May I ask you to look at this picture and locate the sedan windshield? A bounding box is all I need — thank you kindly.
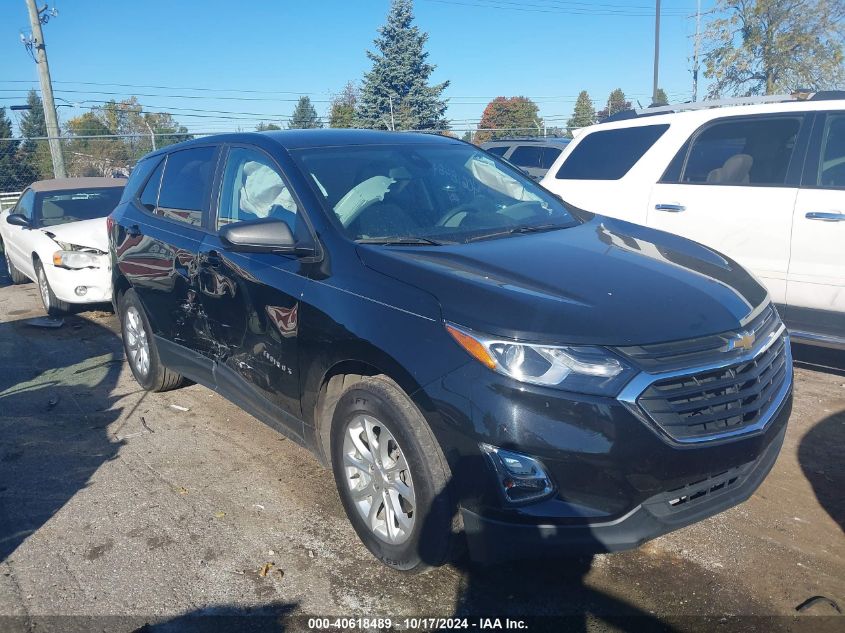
[36,187,124,227]
[292,143,577,244]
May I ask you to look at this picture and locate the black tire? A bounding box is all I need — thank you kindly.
[3,243,28,285]
[330,375,454,572]
[35,260,70,316]
[119,288,184,392]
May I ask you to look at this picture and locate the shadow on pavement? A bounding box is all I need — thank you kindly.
[792,343,845,378]
[129,603,298,633]
[798,409,845,533]
[0,315,125,563]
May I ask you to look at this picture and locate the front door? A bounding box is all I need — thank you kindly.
[6,189,36,278]
[646,114,810,308]
[787,112,845,341]
[198,145,312,427]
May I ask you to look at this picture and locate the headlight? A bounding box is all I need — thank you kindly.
[52,251,102,269]
[446,323,636,396]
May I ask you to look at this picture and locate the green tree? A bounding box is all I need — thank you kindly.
[652,88,669,106]
[474,96,541,143]
[256,122,282,131]
[703,0,845,97]
[64,111,129,177]
[329,82,359,128]
[18,89,52,180]
[0,107,36,190]
[597,88,631,120]
[288,96,323,129]
[567,91,596,133]
[357,0,449,130]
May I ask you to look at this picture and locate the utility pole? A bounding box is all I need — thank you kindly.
[692,0,701,102]
[387,94,396,131]
[652,0,661,106]
[24,0,65,178]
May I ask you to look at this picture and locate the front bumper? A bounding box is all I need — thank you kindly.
[47,264,112,304]
[461,406,788,562]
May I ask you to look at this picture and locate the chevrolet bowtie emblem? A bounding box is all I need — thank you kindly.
[724,331,755,352]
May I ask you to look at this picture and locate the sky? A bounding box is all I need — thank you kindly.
[0,0,716,135]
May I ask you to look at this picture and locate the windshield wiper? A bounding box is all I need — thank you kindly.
[466,223,568,243]
[355,236,448,246]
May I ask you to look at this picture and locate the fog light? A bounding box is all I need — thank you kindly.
[74,286,87,296]
[480,443,555,504]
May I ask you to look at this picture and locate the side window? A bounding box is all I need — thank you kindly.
[15,190,35,220]
[139,159,165,212]
[817,114,845,188]
[555,124,669,180]
[681,117,801,186]
[217,146,299,233]
[539,146,563,169]
[509,145,543,169]
[123,156,161,204]
[485,146,509,157]
[157,146,216,226]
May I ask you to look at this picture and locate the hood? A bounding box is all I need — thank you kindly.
[357,215,768,346]
[41,217,108,252]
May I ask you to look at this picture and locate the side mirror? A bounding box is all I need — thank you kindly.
[6,213,30,227]
[219,217,313,255]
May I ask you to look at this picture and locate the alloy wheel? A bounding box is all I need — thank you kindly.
[342,414,416,545]
[124,305,151,378]
[37,267,51,310]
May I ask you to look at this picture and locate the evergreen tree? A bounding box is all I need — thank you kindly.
[357,0,449,130]
[567,91,596,133]
[256,122,282,131]
[597,88,631,121]
[329,82,359,128]
[18,90,52,180]
[652,88,669,106]
[288,96,323,129]
[0,107,35,190]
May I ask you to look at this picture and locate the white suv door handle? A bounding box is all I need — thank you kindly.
[655,203,686,212]
[805,211,845,222]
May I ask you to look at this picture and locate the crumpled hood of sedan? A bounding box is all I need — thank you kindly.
[357,214,768,346]
[41,217,108,252]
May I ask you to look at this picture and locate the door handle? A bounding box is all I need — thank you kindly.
[805,211,845,222]
[655,203,686,212]
[126,224,142,237]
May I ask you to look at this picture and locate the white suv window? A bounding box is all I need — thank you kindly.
[673,117,802,186]
[554,124,669,180]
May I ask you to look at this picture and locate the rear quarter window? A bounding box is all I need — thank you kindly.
[555,124,669,180]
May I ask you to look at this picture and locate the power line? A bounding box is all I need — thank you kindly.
[419,0,688,16]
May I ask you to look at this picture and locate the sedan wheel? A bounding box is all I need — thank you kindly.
[343,414,416,545]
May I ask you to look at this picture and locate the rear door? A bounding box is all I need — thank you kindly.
[786,111,845,342]
[198,144,314,430]
[646,114,811,307]
[115,145,220,370]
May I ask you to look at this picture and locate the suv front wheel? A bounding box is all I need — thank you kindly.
[330,376,454,572]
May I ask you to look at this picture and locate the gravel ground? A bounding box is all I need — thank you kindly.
[0,273,842,633]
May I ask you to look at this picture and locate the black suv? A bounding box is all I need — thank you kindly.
[109,130,793,571]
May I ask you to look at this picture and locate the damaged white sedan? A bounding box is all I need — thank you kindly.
[0,177,126,315]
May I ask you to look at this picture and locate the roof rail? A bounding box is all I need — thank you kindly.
[602,91,844,124]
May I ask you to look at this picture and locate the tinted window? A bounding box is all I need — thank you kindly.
[555,124,669,180]
[509,145,543,168]
[123,156,162,203]
[682,117,801,185]
[140,159,164,212]
[218,147,299,234]
[157,146,216,226]
[293,144,576,244]
[37,187,124,227]
[15,190,35,220]
[817,114,845,188]
[539,146,563,169]
[485,146,509,157]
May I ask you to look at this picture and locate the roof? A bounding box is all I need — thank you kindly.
[481,137,571,146]
[30,177,127,192]
[144,129,462,158]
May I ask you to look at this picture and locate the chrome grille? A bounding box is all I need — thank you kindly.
[634,332,788,441]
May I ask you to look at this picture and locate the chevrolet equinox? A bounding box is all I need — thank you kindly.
[108,130,793,571]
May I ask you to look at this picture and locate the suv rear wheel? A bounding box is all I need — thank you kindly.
[330,375,454,572]
[119,289,184,392]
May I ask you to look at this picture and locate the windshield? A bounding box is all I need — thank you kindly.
[291,143,577,243]
[36,187,124,227]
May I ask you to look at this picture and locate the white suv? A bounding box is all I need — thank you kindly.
[541,93,845,350]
